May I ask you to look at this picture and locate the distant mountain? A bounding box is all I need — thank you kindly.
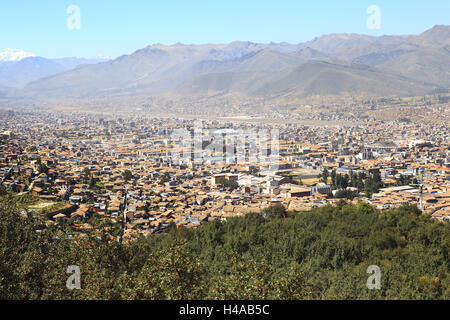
[0,57,66,88]
[378,45,450,87]
[23,47,180,97]
[52,57,110,70]
[176,61,434,99]
[352,49,415,66]
[0,56,110,88]
[0,48,36,62]
[22,46,333,99]
[309,25,450,63]
[411,25,450,47]
[186,48,331,75]
[6,25,450,106]
[303,34,408,60]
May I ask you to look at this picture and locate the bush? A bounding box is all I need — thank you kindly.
[0,192,448,300]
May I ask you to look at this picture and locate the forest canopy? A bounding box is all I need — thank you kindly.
[0,191,448,300]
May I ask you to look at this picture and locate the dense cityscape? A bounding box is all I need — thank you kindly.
[1,96,448,242]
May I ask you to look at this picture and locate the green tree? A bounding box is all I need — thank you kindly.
[81,167,91,184]
[1,189,448,300]
[38,163,49,174]
[320,168,330,183]
[217,177,239,190]
[122,170,134,182]
[331,170,337,186]
[261,204,287,219]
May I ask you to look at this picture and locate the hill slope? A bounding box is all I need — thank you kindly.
[177,61,435,98]
[0,57,67,88]
[0,56,109,88]
[379,45,450,87]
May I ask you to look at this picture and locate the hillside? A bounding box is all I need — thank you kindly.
[0,56,109,88]
[185,47,330,75]
[379,46,450,87]
[0,57,67,88]
[177,61,435,98]
[21,47,331,99]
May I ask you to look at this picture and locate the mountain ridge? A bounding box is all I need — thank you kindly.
[176,60,435,99]
[4,25,449,107]
[0,56,110,88]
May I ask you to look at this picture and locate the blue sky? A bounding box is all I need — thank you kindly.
[1,0,449,58]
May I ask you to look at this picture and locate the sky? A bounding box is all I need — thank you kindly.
[1,0,449,58]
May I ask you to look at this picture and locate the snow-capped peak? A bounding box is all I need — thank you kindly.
[0,48,37,62]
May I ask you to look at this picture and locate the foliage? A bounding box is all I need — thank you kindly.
[160,172,171,184]
[0,191,448,300]
[318,168,329,183]
[38,163,49,174]
[261,203,287,219]
[217,177,239,190]
[122,170,134,182]
[329,169,383,196]
[332,189,359,200]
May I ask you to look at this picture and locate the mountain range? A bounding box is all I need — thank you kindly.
[0,50,110,88]
[1,25,449,107]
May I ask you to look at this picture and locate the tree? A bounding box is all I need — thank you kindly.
[320,168,330,183]
[350,171,358,188]
[217,177,239,190]
[89,176,97,189]
[331,170,337,186]
[333,189,358,200]
[81,167,91,184]
[248,166,260,176]
[122,170,134,182]
[364,177,376,195]
[160,172,171,184]
[341,175,349,189]
[121,242,204,300]
[357,172,366,191]
[373,169,382,186]
[38,163,49,174]
[364,170,383,195]
[261,204,287,219]
[1,190,448,300]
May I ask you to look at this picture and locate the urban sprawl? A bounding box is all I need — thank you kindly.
[0,101,449,242]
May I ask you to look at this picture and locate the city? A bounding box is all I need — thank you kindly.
[0,0,449,306]
[1,98,448,242]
